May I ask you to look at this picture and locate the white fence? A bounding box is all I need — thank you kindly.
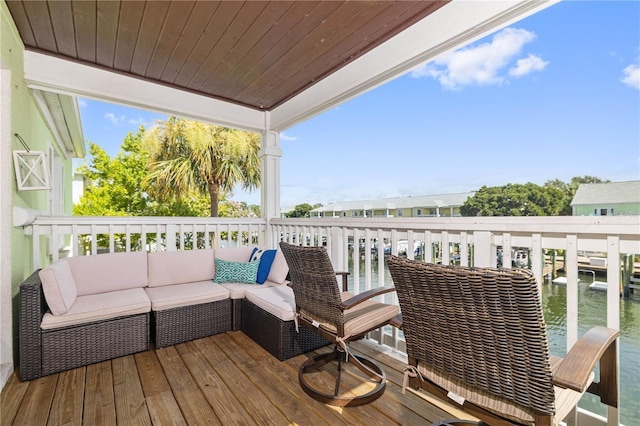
[24,216,267,268]
[272,216,639,349]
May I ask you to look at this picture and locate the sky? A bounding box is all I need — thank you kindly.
[76,1,640,209]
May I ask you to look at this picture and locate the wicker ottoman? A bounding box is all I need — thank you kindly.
[241,286,329,361]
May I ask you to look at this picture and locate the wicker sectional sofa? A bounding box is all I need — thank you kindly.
[19,245,327,381]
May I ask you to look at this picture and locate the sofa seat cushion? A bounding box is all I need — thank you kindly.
[41,288,150,330]
[68,251,148,295]
[216,280,281,299]
[145,281,229,311]
[148,249,215,287]
[245,285,296,321]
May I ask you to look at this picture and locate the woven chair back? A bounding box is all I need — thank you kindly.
[279,243,345,330]
[387,256,556,415]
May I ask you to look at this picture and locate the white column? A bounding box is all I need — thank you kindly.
[0,59,13,388]
[259,113,282,246]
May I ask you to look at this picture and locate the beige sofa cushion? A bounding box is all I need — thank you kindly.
[148,249,214,287]
[214,246,255,262]
[39,258,77,315]
[245,285,296,321]
[40,288,150,330]
[267,249,289,284]
[216,280,280,299]
[144,281,229,311]
[68,251,148,296]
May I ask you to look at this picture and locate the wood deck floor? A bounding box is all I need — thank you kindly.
[1,331,466,425]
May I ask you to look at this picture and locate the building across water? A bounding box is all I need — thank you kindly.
[310,192,475,218]
[571,180,640,216]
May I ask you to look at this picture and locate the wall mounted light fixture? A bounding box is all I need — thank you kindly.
[12,133,50,191]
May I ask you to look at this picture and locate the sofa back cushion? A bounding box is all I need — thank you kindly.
[267,249,289,284]
[68,251,148,296]
[148,249,215,287]
[213,246,255,262]
[39,258,77,315]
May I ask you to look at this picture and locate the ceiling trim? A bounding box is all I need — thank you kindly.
[23,51,266,133]
[270,0,558,131]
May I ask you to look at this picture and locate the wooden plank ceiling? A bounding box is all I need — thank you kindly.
[6,1,448,111]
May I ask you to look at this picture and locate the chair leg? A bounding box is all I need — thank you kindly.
[299,346,387,407]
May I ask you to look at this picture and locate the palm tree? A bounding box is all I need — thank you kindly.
[145,117,260,217]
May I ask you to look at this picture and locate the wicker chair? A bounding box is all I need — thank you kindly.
[279,242,400,406]
[386,256,620,426]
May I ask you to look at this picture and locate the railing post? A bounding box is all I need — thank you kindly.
[330,226,344,271]
[166,224,177,251]
[473,231,495,267]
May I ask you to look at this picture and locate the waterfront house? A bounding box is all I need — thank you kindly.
[571,180,640,216]
[1,1,638,424]
[310,192,474,218]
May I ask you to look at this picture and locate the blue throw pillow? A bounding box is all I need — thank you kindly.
[213,258,259,284]
[249,247,277,284]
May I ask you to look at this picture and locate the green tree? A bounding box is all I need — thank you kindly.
[145,118,261,217]
[219,200,261,218]
[460,183,565,216]
[74,128,151,217]
[544,176,610,215]
[285,203,322,218]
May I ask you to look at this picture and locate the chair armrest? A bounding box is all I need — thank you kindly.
[552,326,619,393]
[335,271,350,292]
[389,313,403,329]
[340,285,396,310]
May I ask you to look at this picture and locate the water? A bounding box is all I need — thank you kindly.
[348,256,640,425]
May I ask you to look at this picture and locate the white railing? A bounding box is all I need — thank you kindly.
[24,216,268,268]
[24,214,640,425]
[272,216,639,345]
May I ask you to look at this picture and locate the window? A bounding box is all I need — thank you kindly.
[417,209,422,216]
[398,210,403,217]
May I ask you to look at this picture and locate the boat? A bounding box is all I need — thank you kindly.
[589,281,608,291]
[578,269,608,291]
[552,276,581,285]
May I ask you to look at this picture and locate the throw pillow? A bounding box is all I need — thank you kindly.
[213,258,259,284]
[249,248,277,284]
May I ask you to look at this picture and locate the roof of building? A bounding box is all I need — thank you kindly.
[571,181,640,206]
[311,192,475,213]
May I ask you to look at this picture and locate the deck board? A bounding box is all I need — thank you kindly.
[1,331,457,425]
[0,373,29,426]
[83,361,117,425]
[46,368,84,426]
[112,355,150,425]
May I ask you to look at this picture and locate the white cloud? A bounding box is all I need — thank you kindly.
[104,112,125,125]
[621,63,640,90]
[280,132,298,141]
[128,117,145,126]
[509,54,549,77]
[77,99,88,108]
[411,27,544,90]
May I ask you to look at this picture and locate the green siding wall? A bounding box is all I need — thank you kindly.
[575,203,640,216]
[2,1,74,363]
